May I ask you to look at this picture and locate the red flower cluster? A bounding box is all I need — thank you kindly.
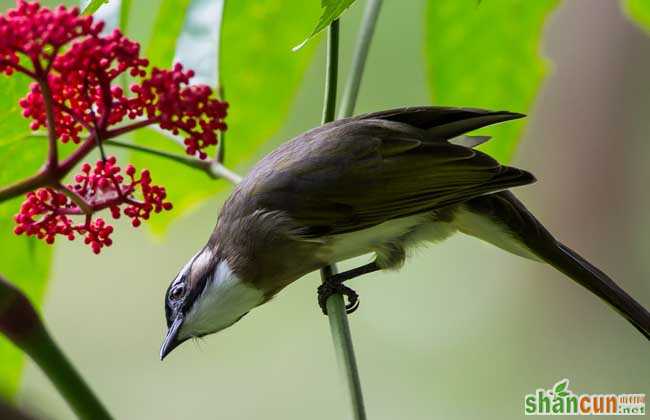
[20,28,149,143]
[14,188,115,254]
[0,1,100,75]
[0,1,230,253]
[132,64,227,159]
[0,0,227,156]
[14,157,172,253]
[73,157,173,227]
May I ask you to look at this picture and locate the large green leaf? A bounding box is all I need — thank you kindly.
[131,0,319,233]
[425,0,559,162]
[81,0,108,15]
[623,0,650,34]
[145,0,193,69]
[120,0,132,32]
[294,0,357,51]
[0,74,53,397]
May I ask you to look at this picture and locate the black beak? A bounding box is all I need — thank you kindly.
[160,315,184,360]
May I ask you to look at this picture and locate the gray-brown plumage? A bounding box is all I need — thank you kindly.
[160,106,650,360]
[211,108,532,291]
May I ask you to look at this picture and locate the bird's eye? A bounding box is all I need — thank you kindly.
[170,284,185,301]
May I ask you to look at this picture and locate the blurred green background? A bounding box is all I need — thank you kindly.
[2,0,650,419]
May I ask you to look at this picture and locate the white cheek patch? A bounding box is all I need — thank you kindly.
[181,260,264,338]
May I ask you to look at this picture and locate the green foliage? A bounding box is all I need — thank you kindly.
[623,0,650,34]
[0,75,52,397]
[132,0,319,233]
[81,0,108,15]
[120,0,132,32]
[425,0,559,162]
[146,0,193,69]
[294,0,356,51]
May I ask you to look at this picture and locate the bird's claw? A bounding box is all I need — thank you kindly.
[317,280,360,315]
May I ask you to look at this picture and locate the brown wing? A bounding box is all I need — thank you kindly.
[353,106,525,141]
[236,114,534,238]
[300,106,524,144]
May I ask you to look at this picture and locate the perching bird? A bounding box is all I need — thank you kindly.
[160,106,650,359]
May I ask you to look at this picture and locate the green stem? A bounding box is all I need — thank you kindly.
[105,140,207,171]
[119,0,133,91]
[319,19,367,420]
[23,327,112,420]
[209,159,243,184]
[105,139,242,184]
[321,20,339,125]
[320,0,385,414]
[320,266,367,420]
[214,0,226,163]
[338,0,383,119]
[0,275,112,420]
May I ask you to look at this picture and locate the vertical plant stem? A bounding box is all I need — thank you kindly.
[320,1,384,417]
[119,0,132,91]
[320,266,367,420]
[215,0,227,163]
[338,0,383,119]
[320,19,367,420]
[321,20,340,125]
[39,80,59,171]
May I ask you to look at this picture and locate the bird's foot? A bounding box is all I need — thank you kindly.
[317,280,359,315]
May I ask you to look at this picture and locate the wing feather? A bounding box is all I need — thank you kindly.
[230,107,534,238]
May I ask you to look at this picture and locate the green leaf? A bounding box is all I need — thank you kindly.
[424,0,559,163]
[553,379,569,395]
[81,0,108,15]
[0,75,31,148]
[622,0,650,34]
[294,0,356,51]
[0,75,53,397]
[145,0,193,68]
[131,0,319,233]
[219,1,318,163]
[120,0,132,31]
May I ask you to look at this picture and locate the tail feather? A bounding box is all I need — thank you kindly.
[541,242,650,340]
[463,191,650,340]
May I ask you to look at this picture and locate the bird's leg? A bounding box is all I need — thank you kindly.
[330,261,381,283]
[317,262,381,315]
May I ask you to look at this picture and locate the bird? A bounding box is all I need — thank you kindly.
[160,106,650,359]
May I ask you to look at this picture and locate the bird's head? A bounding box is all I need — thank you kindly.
[160,247,264,360]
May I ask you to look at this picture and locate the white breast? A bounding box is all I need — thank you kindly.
[324,214,457,264]
[320,205,541,267]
